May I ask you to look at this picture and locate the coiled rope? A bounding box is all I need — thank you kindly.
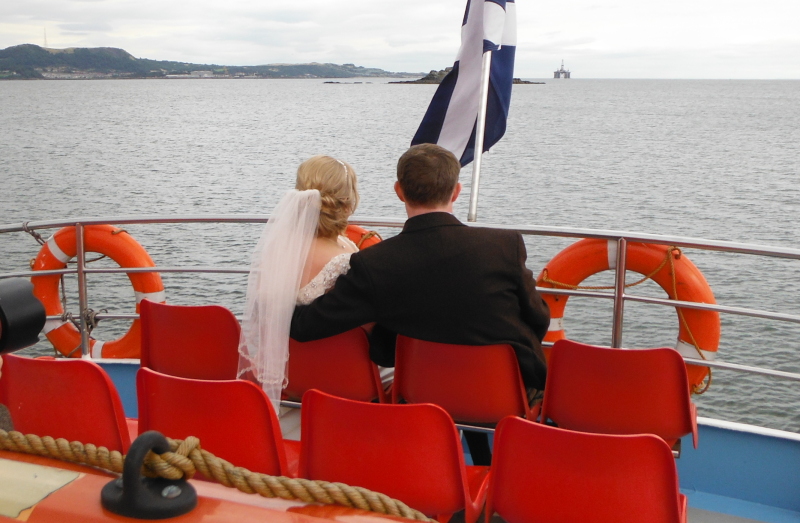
[540,246,712,394]
[0,430,433,522]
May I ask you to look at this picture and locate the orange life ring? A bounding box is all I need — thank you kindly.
[345,224,382,250]
[30,225,164,359]
[536,239,720,388]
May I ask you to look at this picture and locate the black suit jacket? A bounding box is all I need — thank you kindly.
[290,212,550,390]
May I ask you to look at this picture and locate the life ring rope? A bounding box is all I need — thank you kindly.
[539,246,677,291]
[345,224,382,250]
[668,252,713,394]
[355,230,382,249]
[21,221,47,246]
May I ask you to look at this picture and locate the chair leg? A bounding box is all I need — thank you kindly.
[671,438,682,458]
[463,431,492,466]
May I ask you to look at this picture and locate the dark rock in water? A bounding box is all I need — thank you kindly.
[391,68,545,85]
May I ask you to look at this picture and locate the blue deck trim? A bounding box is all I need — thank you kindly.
[678,421,800,515]
[97,360,139,418]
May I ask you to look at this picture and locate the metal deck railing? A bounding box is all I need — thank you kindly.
[2,215,800,384]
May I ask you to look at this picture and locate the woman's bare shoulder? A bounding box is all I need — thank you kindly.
[301,236,357,287]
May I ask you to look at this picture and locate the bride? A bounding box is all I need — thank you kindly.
[238,155,360,409]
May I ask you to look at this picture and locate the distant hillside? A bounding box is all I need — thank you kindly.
[0,44,421,79]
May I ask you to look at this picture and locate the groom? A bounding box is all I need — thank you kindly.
[290,143,550,463]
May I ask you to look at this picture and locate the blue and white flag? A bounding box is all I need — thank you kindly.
[412,0,517,166]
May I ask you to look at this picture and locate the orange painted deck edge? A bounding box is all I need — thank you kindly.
[0,450,411,522]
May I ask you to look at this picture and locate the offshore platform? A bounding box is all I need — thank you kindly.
[554,60,571,78]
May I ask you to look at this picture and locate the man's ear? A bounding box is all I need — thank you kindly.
[394,181,406,202]
[451,182,462,202]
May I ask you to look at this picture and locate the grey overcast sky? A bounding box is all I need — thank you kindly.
[2,0,798,79]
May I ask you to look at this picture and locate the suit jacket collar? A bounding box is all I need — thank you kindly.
[402,212,464,234]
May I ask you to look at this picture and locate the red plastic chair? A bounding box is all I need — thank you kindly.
[140,299,240,380]
[540,339,698,450]
[0,354,131,452]
[486,416,687,523]
[285,328,387,403]
[299,389,489,523]
[136,367,296,477]
[392,336,535,424]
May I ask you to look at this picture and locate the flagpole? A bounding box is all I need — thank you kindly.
[467,50,493,222]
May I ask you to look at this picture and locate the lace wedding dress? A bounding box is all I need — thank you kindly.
[296,237,357,305]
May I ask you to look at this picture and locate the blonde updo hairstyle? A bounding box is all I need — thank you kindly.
[296,156,359,240]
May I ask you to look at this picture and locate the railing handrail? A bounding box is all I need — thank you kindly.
[4,214,800,260]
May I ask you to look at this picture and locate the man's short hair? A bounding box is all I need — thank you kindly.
[397,144,460,207]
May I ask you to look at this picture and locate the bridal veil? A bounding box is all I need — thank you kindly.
[238,189,321,410]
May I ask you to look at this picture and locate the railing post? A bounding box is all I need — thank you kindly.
[75,223,91,358]
[611,237,627,348]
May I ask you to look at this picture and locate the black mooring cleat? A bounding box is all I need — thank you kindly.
[101,431,197,519]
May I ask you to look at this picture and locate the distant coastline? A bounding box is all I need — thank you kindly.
[0,44,423,80]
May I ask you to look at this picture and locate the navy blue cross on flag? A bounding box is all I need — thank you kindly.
[412,0,517,166]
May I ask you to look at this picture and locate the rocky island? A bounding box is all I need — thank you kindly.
[391,67,544,84]
[390,68,454,84]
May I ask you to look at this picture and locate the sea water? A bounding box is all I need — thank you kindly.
[1,78,799,431]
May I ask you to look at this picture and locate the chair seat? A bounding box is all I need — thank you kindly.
[0,355,131,453]
[126,418,139,447]
[299,389,488,523]
[486,416,687,523]
[140,300,241,380]
[283,439,301,478]
[285,328,387,403]
[464,465,491,506]
[539,340,699,451]
[393,336,534,424]
[137,368,293,478]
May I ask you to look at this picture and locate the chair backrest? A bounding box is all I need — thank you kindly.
[140,299,240,380]
[0,354,130,452]
[486,416,687,523]
[136,367,289,477]
[540,339,697,448]
[393,335,532,424]
[285,328,386,402]
[299,389,488,523]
